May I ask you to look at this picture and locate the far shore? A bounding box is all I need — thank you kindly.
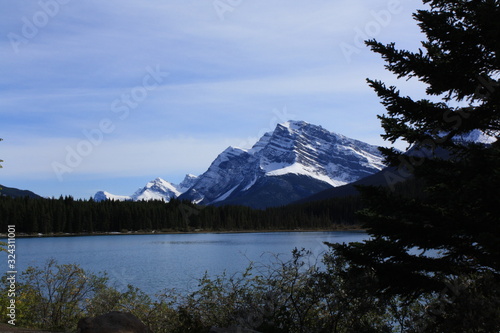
[0,225,365,239]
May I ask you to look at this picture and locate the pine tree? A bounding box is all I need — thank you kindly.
[333,0,500,300]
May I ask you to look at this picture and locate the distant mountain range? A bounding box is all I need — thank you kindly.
[94,174,198,202]
[299,128,497,203]
[0,184,41,199]
[95,121,386,208]
[2,123,493,208]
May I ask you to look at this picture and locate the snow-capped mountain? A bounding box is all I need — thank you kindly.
[94,191,132,202]
[178,121,385,208]
[94,174,198,202]
[454,129,497,145]
[95,121,386,208]
[132,177,181,201]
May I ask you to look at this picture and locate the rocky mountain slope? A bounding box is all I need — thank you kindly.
[95,121,386,208]
[179,121,385,208]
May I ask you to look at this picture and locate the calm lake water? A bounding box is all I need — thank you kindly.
[2,231,368,296]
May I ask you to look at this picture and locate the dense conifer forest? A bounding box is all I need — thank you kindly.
[0,194,364,235]
[0,174,425,235]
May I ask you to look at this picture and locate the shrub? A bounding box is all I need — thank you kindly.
[1,259,107,331]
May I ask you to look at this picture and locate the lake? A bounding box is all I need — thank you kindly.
[2,231,369,296]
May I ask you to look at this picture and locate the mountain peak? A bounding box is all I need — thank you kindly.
[277,120,345,138]
[180,120,386,208]
[177,174,199,193]
[148,177,168,186]
[95,120,386,208]
[280,120,308,130]
[133,178,180,201]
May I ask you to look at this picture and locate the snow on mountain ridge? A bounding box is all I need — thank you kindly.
[177,174,199,193]
[179,120,387,206]
[94,191,131,202]
[247,131,273,154]
[180,146,259,204]
[131,177,180,201]
[94,174,198,202]
[454,129,497,144]
[256,120,385,184]
[94,120,496,208]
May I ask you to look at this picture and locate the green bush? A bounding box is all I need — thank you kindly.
[1,251,498,332]
[1,259,107,331]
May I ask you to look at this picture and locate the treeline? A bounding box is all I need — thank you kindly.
[0,194,363,234]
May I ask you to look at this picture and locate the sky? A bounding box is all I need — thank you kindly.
[0,0,429,199]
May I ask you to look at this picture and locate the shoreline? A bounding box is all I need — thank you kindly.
[0,225,365,239]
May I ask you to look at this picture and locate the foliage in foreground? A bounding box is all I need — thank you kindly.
[335,0,500,299]
[1,251,499,333]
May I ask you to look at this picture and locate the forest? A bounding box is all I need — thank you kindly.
[0,167,423,235]
[0,193,364,235]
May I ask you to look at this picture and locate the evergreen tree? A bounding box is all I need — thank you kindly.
[333,0,500,302]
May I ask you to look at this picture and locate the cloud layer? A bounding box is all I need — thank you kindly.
[1,0,426,198]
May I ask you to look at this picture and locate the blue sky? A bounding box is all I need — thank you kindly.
[1,0,428,199]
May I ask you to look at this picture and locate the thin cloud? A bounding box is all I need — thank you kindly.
[0,0,425,198]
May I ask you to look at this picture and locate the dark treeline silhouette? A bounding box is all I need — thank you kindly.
[0,193,366,234]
